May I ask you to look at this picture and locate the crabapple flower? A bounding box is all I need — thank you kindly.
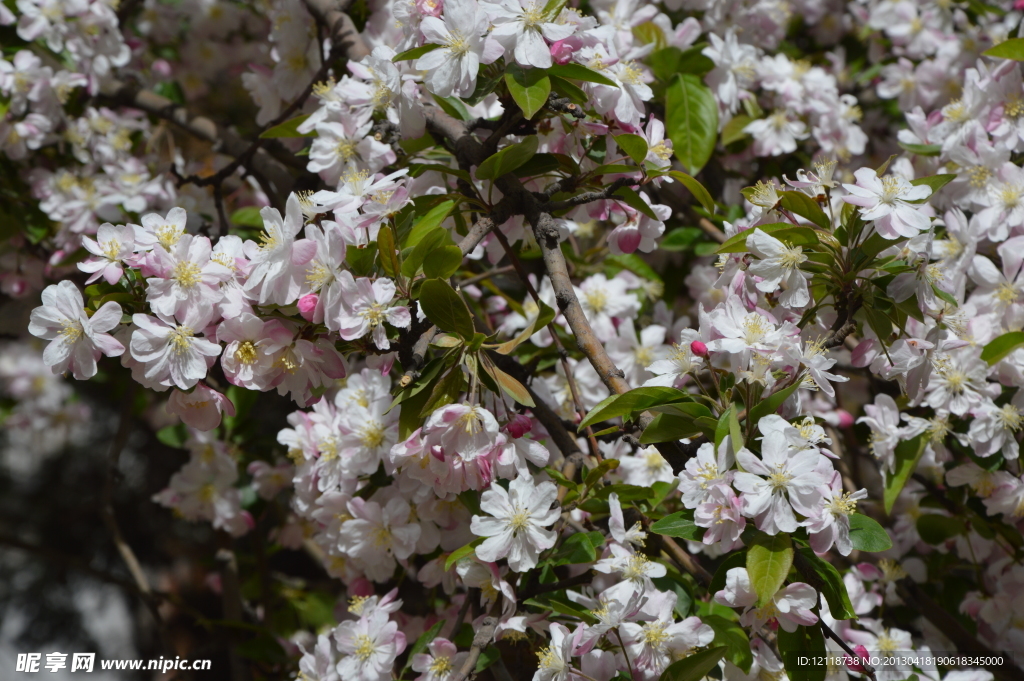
[842,168,932,239]
[471,475,559,572]
[643,327,707,387]
[335,607,407,681]
[415,0,502,98]
[29,281,125,380]
[412,638,468,681]
[335,272,411,350]
[694,485,746,552]
[485,0,576,69]
[619,597,714,679]
[145,234,231,318]
[243,193,316,305]
[804,472,868,556]
[714,568,818,633]
[533,623,578,681]
[166,382,235,432]
[134,207,188,254]
[678,440,734,509]
[745,228,810,308]
[857,394,903,471]
[129,308,221,390]
[337,496,421,582]
[733,429,829,534]
[78,222,135,285]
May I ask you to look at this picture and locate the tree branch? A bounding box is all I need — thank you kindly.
[300,0,371,62]
[450,616,498,681]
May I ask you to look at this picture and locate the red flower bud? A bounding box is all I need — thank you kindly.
[690,340,709,357]
[505,413,533,439]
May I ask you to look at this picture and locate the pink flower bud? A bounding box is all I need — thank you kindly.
[151,58,173,78]
[298,293,319,321]
[505,414,533,438]
[846,646,870,673]
[836,409,855,428]
[690,340,708,357]
[416,0,442,17]
[550,40,575,65]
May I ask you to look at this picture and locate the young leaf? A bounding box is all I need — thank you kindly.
[400,620,446,675]
[615,133,649,165]
[547,62,617,86]
[848,514,893,552]
[580,387,692,427]
[779,190,830,229]
[980,331,1024,365]
[476,136,540,181]
[419,279,475,340]
[550,531,604,565]
[665,73,718,175]
[394,43,442,61]
[659,646,728,681]
[493,300,556,354]
[612,186,657,219]
[259,115,314,138]
[230,206,264,227]
[445,538,484,571]
[747,381,802,424]
[746,532,794,607]
[377,226,400,278]
[406,200,456,248]
[795,548,856,620]
[650,511,705,540]
[640,414,702,444]
[983,38,1024,60]
[505,63,552,120]
[668,171,715,213]
[883,433,926,514]
[701,615,753,673]
[422,245,464,279]
[484,361,535,407]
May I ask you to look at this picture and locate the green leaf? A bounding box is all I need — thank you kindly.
[477,136,540,181]
[659,646,728,681]
[156,424,188,449]
[494,300,556,354]
[668,171,715,214]
[884,433,926,514]
[908,173,956,199]
[747,532,794,607]
[659,227,704,252]
[394,43,442,61]
[981,331,1024,365]
[721,114,752,146]
[779,191,830,229]
[665,73,718,175]
[505,63,552,120]
[747,381,802,424]
[259,115,315,138]
[419,365,467,417]
[916,513,966,545]
[230,206,264,228]
[550,531,604,565]
[983,37,1024,60]
[612,186,658,220]
[474,647,500,673]
[606,253,662,282]
[419,279,475,340]
[483,361,535,407]
[615,133,649,165]
[401,620,446,675]
[640,414,702,444]
[848,514,893,552]
[701,615,753,673]
[402,228,449,278]
[548,62,617,86]
[377,226,400,278]
[584,459,620,488]
[898,141,942,156]
[650,511,705,541]
[777,625,826,681]
[422,245,464,279]
[717,223,820,254]
[580,387,692,427]
[549,75,588,104]
[432,93,471,121]
[406,200,456,248]
[445,538,484,571]
[796,548,856,620]
[346,243,378,277]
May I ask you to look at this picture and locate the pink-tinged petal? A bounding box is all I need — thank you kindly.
[291,238,318,266]
[89,301,124,333]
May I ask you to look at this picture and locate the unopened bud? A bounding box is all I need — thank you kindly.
[846,646,870,673]
[297,293,319,322]
[690,340,708,357]
[505,413,532,439]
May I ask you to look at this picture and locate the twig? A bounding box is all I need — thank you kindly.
[300,0,371,63]
[543,176,638,213]
[450,616,498,681]
[446,589,475,640]
[100,383,150,598]
[818,617,877,681]
[516,571,592,601]
[460,265,516,287]
[698,218,727,244]
[659,536,712,586]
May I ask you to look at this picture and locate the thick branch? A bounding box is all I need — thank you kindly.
[301,0,371,62]
[450,616,498,681]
